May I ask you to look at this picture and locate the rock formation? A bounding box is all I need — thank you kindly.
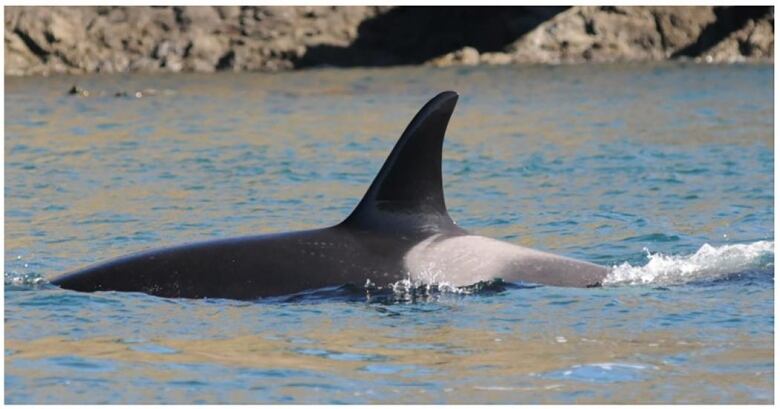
[4,6,773,76]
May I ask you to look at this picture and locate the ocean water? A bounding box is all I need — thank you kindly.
[4,63,774,404]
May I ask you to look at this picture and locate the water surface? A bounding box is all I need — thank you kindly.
[5,63,774,403]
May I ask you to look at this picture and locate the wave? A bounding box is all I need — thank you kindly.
[604,240,774,286]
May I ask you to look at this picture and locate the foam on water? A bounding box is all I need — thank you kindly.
[4,271,47,288]
[604,240,774,286]
[365,278,492,304]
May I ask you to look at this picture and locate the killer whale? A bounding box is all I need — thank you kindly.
[52,91,609,299]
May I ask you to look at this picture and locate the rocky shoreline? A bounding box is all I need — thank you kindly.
[5,6,774,76]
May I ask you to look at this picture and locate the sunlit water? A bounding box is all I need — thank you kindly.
[5,63,774,403]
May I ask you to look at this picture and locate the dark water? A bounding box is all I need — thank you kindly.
[5,63,774,403]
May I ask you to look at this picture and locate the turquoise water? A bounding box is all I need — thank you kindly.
[5,63,774,403]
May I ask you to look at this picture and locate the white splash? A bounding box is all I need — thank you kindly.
[604,240,774,286]
[389,277,467,298]
[4,271,47,287]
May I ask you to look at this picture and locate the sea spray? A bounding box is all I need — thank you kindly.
[605,240,774,286]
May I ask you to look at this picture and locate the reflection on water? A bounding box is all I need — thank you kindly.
[5,63,774,403]
[5,286,774,403]
[5,327,771,404]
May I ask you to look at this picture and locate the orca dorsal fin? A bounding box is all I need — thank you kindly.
[340,91,461,233]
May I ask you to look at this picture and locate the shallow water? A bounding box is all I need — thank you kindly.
[4,63,774,403]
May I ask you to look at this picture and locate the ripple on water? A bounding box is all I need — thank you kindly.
[542,362,656,384]
[4,65,774,404]
[294,348,388,362]
[126,343,180,355]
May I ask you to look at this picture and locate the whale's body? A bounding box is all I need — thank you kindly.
[52,91,609,299]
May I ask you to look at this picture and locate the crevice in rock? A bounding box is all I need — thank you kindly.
[652,11,670,55]
[13,28,50,63]
[54,50,77,68]
[215,50,235,70]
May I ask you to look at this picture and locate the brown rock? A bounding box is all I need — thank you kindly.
[480,52,513,65]
[705,15,774,62]
[5,29,39,75]
[651,7,717,56]
[3,6,774,76]
[509,6,668,63]
[214,6,241,21]
[179,6,222,31]
[428,46,480,67]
